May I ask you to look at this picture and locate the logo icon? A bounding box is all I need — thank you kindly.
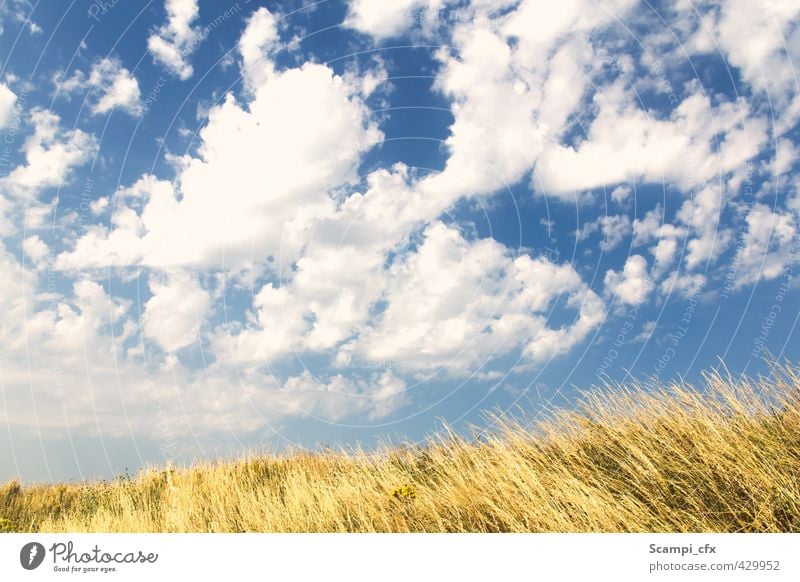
[20,542,46,570]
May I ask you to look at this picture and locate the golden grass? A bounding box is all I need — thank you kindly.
[2,365,799,533]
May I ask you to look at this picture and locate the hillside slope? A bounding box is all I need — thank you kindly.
[2,366,799,533]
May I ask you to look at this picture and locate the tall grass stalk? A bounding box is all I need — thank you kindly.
[2,365,799,533]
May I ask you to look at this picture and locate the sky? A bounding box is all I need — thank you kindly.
[0,0,798,482]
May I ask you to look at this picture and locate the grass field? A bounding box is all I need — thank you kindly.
[2,365,799,533]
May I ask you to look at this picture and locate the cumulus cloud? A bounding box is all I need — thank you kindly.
[143,271,211,352]
[0,195,16,236]
[147,0,202,80]
[348,0,781,312]
[1,108,97,199]
[676,185,733,271]
[691,0,800,134]
[57,57,142,116]
[238,6,279,91]
[8,0,798,452]
[535,86,768,197]
[345,0,456,40]
[282,369,408,422]
[0,82,17,128]
[732,204,797,288]
[0,244,408,440]
[210,164,469,367]
[0,241,38,343]
[210,173,605,375]
[415,0,639,201]
[577,214,632,251]
[371,0,770,218]
[338,222,605,372]
[661,271,707,299]
[57,49,382,271]
[604,255,654,305]
[611,185,632,205]
[21,235,47,267]
[0,263,137,438]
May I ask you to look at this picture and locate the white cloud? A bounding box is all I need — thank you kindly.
[24,202,55,231]
[365,0,631,204]
[604,254,654,305]
[0,82,17,128]
[1,108,98,199]
[611,185,632,204]
[771,138,799,178]
[16,0,798,449]
[57,62,382,271]
[142,270,211,352]
[0,195,16,236]
[357,0,782,312]
[0,1,42,38]
[282,369,408,422]
[660,271,707,299]
[428,26,589,199]
[651,236,679,276]
[345,0,453,40]
[89,196,109,215]
[0,252,408,442]
[22,235,47,267]
[535,86,768,197]
[633,320,656,343]
[210,164,472,366]
[57,0,630,386]
[147,0,202,80]
[578,214,632,251]
[676,185,733,271]
[373,0,770,213]
[0,235,411,440]
[692,0,800,135]
[337,221,605,373]
[213,218,604,376]
[632,205,686,251]
[425,0,641,200]
[51,279,131,353]
[238,6,279,91]
[212,281,309,363]
[732,204,797,288]
[344,58,389,98]
[632,182,736,280]
[0,241,37,342]
[57,58,142,116]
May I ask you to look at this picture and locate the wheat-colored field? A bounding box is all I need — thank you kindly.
[2,365,799,533]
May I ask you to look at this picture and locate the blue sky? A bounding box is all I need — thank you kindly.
[0,0,798,482]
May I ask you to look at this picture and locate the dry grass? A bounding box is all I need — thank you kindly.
[2,365,799,533]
